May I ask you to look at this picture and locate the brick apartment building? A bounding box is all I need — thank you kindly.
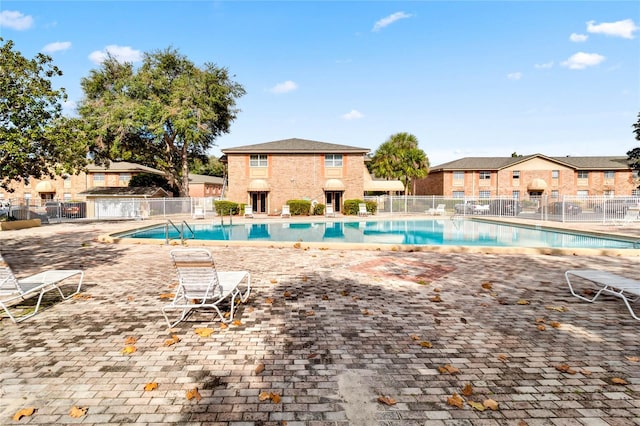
[414,154,639,199]
[221,138,404,215]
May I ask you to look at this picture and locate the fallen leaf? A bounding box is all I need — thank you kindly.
[461,383,473,396]
[159,293,175,299]
[232,320,242,326]
[535,317,546,323]
[124,336,138,345]
[549,321,561,328]
[301,275,308,282]
[265,297,274,305]
[555,364,577,374]
[611,377,628,385]
[580,369,592,376]
[194,328,214,337]
[518,421,528,426]
[362,309,372,315]
[322,294,329,300]
[305,311,315,316]
[537,325,546,331]
[255,363,265,375]
[410,334,420,340]
[270,393,281,404]
[270,279,278,284]
[483,399,499,410]
[12,408,36,421]
[446,393,464,408]
[144,382,158,391]
[468,400,485,411]
[545,305,568,312]
[481,281,493,290]
[122,345,137,355]
[283,291,291,297]
[625,356,639,362]
[431,294,442,302]
[186,388,202,401]
[164,334,181,346]
[377,395,397,406]
[220,323,228,329]
[517,299,530,305]
[258,391,281,403]
[438,364,460,374]
[433,288,441,292]
[497,354,508,362]
[341,290,350,296]
[69,406,87,418]
[258,391,271,401]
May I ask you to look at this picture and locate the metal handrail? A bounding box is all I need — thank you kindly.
[181,221,195,240]
[165,219,195,245]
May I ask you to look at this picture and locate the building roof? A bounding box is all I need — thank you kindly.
[188,174,224,185]
[79,187,170,197]
[430,154,632,172]
[221,138,370,154]
[85,161,164,175]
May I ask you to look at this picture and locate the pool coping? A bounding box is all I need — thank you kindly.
[99,216,640,257]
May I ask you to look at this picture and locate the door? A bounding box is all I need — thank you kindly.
[250,192,268,214]
[325,191,343,212]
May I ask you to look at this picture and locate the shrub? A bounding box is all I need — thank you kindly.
[343,199,377,215]
[313,203,325,215]
[214,200,240,216]
[285,200,312,216]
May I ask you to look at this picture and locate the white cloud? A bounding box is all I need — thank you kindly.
[372,11,412,32]
[269,80,298,94]
[569,33,588,42]
[586,19,638,39]
[88,45,143,64]
[42,41,72,53]
[507,72,522,80]
[341,109,364,120]
[534,61,554,69]
[0,10,33,30]
[561,52,605,70]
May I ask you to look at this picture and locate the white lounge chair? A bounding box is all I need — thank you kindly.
[193,206,205,219]
[358,203,369,217]
[427,204,446,215]
[162,248,251,327]
[325,204,336,217]
[0,256,84,323]
[244,205,254,218]
[616,206,640,226]
[565,269,640,320]
[281,205,291,218]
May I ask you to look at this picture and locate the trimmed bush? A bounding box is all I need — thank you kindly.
[313,203,325,215]
[214,200,240,216]
[343,199,377,215]
[285,200,312,216]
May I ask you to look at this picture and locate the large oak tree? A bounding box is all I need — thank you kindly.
[629,112,640,189]
[78,47,245,196]
[0,38,87,191]
[368,132,430,194]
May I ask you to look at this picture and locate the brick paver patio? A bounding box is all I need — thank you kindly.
[0,220,639,425]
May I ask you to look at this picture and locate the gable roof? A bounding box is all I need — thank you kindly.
[79,186,170,197]
[221,138,370,154]
[188,173,223,185]
[430,154,632,172]
[86,161,164,175]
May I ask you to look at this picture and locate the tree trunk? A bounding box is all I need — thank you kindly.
[180,147,190,197]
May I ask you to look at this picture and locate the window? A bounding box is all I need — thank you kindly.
[603,190,614,196]
[479,190,491,198]
[552,170,559,179]
[632,189,640,196]
[63,193,72,201]
[250,154,268,167]
[119,173,131,184]
[325,154,343,167]
[453,171,464,180]
[479,171,491,180]
[512,171,520,180]
[604,171,615,179]
[93,173,105,186]
[452,191,465,199]
[512,190,520,199]
[633,170,639,179]
[551,190,559,199]
[63,175,71,188]
[577,190,589,198]
[577,171,589,179]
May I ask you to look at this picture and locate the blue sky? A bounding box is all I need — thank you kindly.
[1,1,639,166]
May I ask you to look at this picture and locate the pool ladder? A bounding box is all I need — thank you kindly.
[165,219,195,245]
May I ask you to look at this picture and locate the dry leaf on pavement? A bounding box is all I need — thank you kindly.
[69,406,87,418]
[12,408,36,421]
[144,382,158,391]
[377,395,397,406]
[446,393,464,408]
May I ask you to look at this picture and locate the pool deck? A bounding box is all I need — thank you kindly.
[1,216,639,425]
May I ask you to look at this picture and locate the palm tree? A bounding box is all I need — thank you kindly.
[368,132,429,194]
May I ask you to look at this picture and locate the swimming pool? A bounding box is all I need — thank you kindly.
[118,219,639,249]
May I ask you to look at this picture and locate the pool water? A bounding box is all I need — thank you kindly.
[120,219,639,249]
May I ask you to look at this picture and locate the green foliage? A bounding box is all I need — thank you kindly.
[190,155,226,177]
[128,173,176,194]
[0,38,88,190]
[628,113,640,189]
[286,200,312,216]
[214,200,239,216]
[343,199,377,215]
[368,132,429,195]
[78,47,245,197]
[313,203,326,215]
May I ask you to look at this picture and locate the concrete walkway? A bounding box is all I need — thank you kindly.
[0,220,639,425]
